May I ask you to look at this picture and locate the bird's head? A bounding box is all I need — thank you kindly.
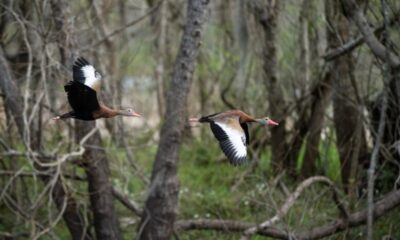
[257,117,279,126]
[119,108,141,117]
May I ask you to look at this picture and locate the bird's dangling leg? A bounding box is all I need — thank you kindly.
[189,117,199,122]
[52,111,74,120]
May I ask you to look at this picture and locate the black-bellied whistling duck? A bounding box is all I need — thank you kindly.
[190,110,278,165]
[53,57,141,121]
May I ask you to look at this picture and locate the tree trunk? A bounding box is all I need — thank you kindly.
[328,0,365,195]
[301,72,333,177]
[234,0,249,103]
[148,0,168,118]
[286,0,323,177]
[299,1,334,178]
[75,121,122,240]
[250,0,287,172]
[137,0,209,239]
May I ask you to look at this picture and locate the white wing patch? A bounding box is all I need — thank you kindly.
[81,65,99,90]
[214,122,247,160]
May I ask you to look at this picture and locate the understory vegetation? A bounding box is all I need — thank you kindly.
[1,0,400,239]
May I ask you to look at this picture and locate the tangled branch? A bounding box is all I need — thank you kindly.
[176,179,400,239]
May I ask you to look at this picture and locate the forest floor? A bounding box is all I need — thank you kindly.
[111,136,400,239]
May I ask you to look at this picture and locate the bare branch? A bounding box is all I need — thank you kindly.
[35,127,98,167]
[175,189,400,240]
[340,0,400,68]
[240,176,348,240]
[323,10,400,61]
[1,150,54,159]
[0,170,86,181]
[81,3,161,52]
[112,187,143,216]
[175,219,287,238]
[0,232,29,239]
[367,1,391,239]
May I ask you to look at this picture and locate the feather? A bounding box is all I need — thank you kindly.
[64,81,100,114]
[210,121,247,165]
[72,57,102,92]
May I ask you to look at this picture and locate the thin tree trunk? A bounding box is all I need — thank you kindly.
[137,1,209,239]
[297,0,310,98]
[75,121,122,240]
[234,0,249,103]
[250,0,287,172]
[286,0,321,176]
[89,0,119,142]
[149,0,167,118]
[328,0,365,195]
[301,72,333,177]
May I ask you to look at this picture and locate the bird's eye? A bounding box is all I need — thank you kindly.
[127,109,132,112]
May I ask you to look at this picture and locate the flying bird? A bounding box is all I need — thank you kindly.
[53,57,141,121]
[190,110,278,165]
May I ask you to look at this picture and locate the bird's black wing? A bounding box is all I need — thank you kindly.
[64,81,100,113]
[198,112,222,123]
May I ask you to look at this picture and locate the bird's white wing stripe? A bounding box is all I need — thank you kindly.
[215,122,247,158]
[81,65,98,89]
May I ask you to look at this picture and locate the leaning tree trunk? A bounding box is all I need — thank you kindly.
[137,0,209,239]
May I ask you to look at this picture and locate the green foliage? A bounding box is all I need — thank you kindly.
[295,135,341,182]
[1,131,400,239]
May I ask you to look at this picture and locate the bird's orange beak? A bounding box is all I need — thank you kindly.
[132,111,141,117]
[267,119,279,126]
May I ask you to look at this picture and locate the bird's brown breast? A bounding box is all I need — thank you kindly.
[92,106,118,119]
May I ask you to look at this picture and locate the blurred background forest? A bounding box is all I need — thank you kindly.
[1,0,400,239]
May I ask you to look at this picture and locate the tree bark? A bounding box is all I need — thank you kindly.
[301,72,333,177]
[75,121,122,240]
[250,0,287,172]
[287,0,325,177]
[327,1,366,195]
[148,0,168,118]
[137,0,209,239]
